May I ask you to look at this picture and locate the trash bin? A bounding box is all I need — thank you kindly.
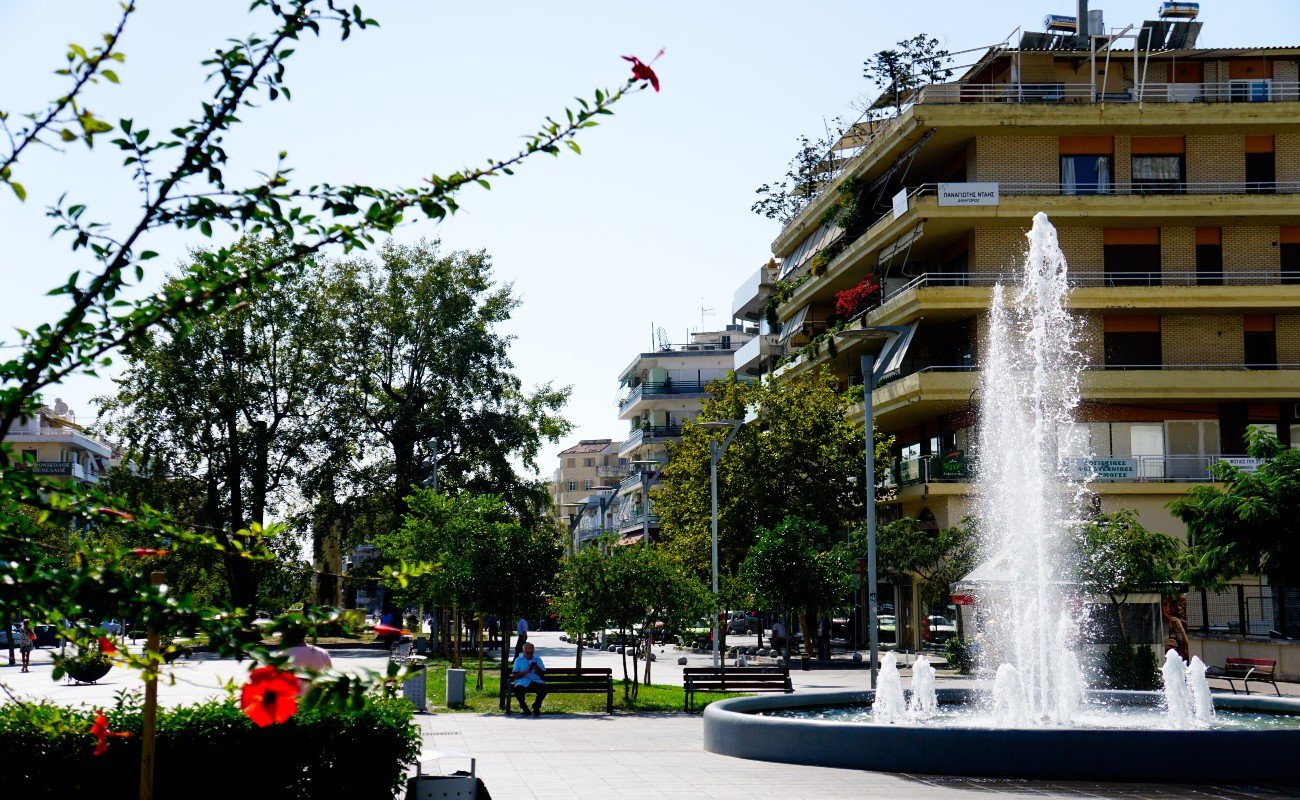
[402,664,427,711]
[406,750,477,799]
[446,668,466,708]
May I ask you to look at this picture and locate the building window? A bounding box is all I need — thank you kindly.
[567,481,576,492]
[1195,228,1222,286]
[583,457,594,467]
[1103,229,1161,287]
[582,479,593,490]
[1061,155,1112,195]
[21,449,37,463]
[565,458,575,468]
[1103,315,1161,368]
[1282,228,1300,285]
[1245,136,1275,194]
[1131,155,1184,194]
[1244,314,1277,370]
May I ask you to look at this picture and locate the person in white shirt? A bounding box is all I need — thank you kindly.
[282,628,333,695]
[510,642,546,716]
[770,619,788,653]
[514,616,528,656]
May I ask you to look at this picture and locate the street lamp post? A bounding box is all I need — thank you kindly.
[838,325,911,690]
[698,409,758,667]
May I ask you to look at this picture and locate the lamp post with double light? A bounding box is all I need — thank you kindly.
[697,407,759,667]
[837,324,911,689]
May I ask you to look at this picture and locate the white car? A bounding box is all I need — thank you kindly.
[100,619,123,635]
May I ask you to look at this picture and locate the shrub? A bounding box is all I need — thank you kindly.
[944,635,973,675]
[1102,640,1160,690]
[833,276,881,319]
[2,695,420,800]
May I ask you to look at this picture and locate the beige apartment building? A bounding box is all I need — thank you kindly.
[6,399,113,486]
[736,7,1300,660]
[552,438,626,519]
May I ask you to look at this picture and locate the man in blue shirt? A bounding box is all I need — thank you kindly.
[511,641,547,716]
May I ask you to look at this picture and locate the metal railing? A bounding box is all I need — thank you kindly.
[893,453,1260,486]
[618,381,710,412]
[1188,585,1300,638]
[909,180,1300,200]
[617,468,660,494]
[619,426,683,452]
[596,464,631,479]
[913,80,1300,106]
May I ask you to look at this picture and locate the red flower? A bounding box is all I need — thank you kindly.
[622,49,664,92]
[130,548,168,557]
[834,276,882,319]
[90,709,131,756]
[98,637,117,654]
[95,507,135,522]
[240,666,300,727]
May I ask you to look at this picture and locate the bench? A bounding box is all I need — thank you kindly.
[1206,657,1281,696]
[506,667,614,715]
[683,665,792,713]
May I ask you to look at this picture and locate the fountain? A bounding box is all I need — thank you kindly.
[702,213,1300,781]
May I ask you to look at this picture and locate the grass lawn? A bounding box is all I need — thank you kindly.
[414,657,742,715]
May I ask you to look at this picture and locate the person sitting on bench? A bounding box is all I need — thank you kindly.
[512,641,547,716]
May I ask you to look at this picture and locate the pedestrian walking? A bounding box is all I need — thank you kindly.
[514,616,528,656]
[19,619,35,672]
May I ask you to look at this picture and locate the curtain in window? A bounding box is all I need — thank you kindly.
[1062,157,1078,194]
[1133,156,1181,182]
[1095,156,1111,193]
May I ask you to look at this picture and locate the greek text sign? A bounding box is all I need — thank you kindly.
[937,182,999,206]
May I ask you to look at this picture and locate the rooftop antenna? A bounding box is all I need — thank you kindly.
[700,298,715,332]
[655,326,670,351]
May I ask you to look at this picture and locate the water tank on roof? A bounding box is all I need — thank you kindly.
[1158,2,1199,19]
[1044,14,1078,32]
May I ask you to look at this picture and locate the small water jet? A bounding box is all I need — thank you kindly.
[1187,655,1215,724]
[872,652,906,724]
[909,655,937,718]
[1161,649,1192,728]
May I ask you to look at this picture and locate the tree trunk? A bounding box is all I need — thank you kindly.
[475,616,485,691]
[453,603,462,669]
[499,607,511,710]
[642,624,653,686]
[619,626,630,700]
[575,634,583,668]
[220,407,257,611]
[800,609,817,661]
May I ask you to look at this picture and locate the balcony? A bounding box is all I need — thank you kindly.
[7,426,114,458]
[618,425,683,456]
[617,514,659,535]
[733,335,766,376]
[913,80,1300,106]
[732,264,777,321]
[618,380,710,415]
[29,461,98,483]
[892,453,1258,487]
[618,468,660,494]
[596,464,632,479]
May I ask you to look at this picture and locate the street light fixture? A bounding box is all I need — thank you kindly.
[837,324,913,690]
[629,458,660,547]
[697,405,759,667]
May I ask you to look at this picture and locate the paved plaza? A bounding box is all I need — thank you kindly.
[4,632,1300,799]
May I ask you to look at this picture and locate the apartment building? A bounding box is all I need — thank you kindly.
[607,326,756,546]
[736,7,1300,650]
[552,439,626,525]
[6,399,113,486]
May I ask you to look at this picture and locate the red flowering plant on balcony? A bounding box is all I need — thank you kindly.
[833,276,882,320]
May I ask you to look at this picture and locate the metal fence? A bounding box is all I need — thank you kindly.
[1187,585,1300,638]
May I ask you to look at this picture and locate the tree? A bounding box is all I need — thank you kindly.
[742,517,855,661]
[0,0,653,745]
[321,240,570,525]
[751,120,847,224]
[99,238,335,610]
[862,34,954,114]
[1077,510,1184,640]
[1170,430,1300,588]
[870,516,977,609]
[656,368,887,584]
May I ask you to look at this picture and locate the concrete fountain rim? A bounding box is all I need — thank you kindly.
[702,687,1300,782]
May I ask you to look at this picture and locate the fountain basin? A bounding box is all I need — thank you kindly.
[702,688,1300,781]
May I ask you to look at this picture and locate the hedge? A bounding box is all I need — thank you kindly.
[1,695,421,800]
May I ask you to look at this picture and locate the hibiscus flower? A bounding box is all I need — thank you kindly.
[240,665,300,727]
[622,49,664,92]
[90,709,131,756]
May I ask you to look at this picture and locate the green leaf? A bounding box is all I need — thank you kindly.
[102,69,119,84]
[10,182,26,202]
[200,220,213,237]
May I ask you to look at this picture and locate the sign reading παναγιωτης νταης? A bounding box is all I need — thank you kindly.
[937,182,999,206]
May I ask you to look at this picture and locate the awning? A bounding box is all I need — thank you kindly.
[779,220,843,279]
[615,534,645,546]
[877,222,925,267]
[776,304,810,345]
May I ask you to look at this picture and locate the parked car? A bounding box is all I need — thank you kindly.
[926,615,957,644]
[100,619,123,635]
[32,624,61,648]
[0,624,23,648]
[725,612,760,635]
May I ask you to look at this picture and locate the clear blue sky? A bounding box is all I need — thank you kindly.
[2,1,1295,479]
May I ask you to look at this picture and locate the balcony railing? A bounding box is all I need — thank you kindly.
[596,464,632,479]
[618,380,710,412]
[619,425,683,453]
[912,80,1300,106]
[618,468,660,493]
[909,180,1300,201]
[893,453,1259,486]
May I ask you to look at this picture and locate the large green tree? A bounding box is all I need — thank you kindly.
[1076,509,1184,640]
[742,516,855,661]
[1170,430,1300,588]
[655,367,888,583]
[869,516,977,608]
[99,238,336,609]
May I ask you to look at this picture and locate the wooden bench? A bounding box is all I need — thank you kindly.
[506,667,614,715]
[683,665,792,713]
[1206,657,1281,696]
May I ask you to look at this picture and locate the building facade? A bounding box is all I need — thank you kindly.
[738,11,1300,651]
[6,399,113,486]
